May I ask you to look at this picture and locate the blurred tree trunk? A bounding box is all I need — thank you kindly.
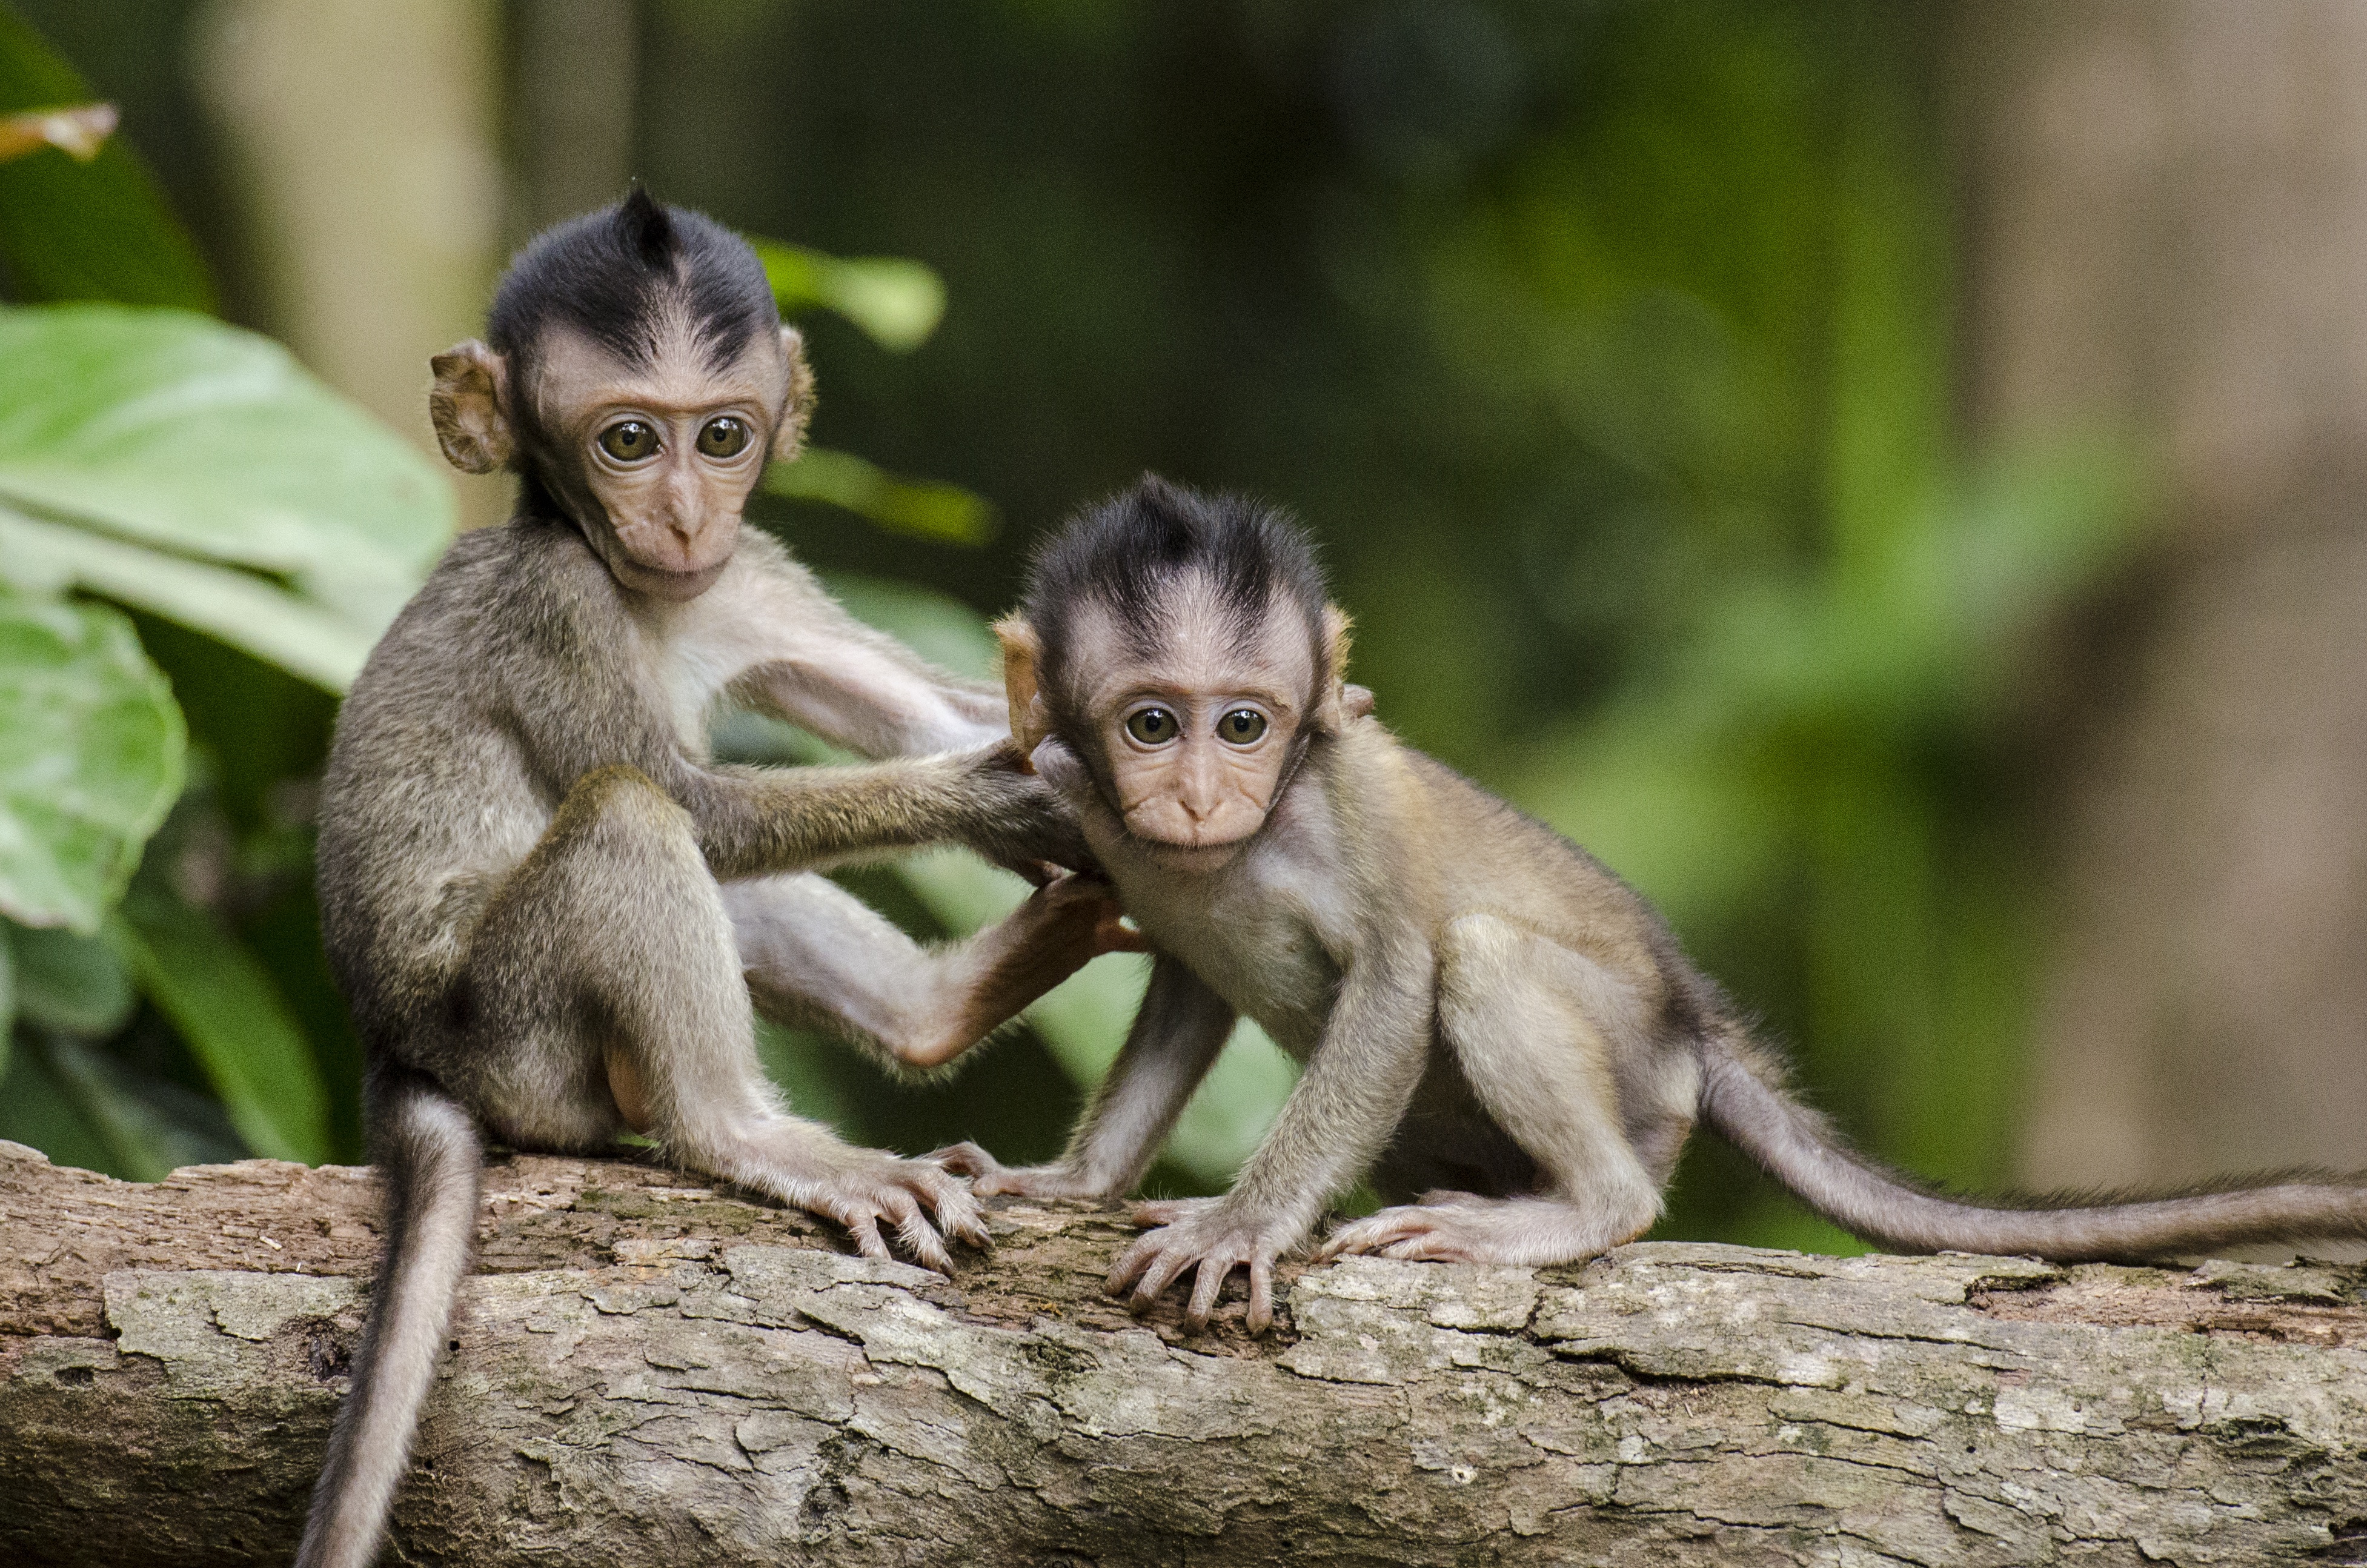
[508,0,637,236]
[191,0,505,528]
[1959,1,2367,1211]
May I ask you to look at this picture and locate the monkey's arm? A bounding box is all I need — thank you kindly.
[1109,934,1435,1332]
[935,954,1236,1197]
[729,551,1008,758]
[662,745,1087,882]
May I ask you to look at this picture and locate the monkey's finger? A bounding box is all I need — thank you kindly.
[1106,1233,1164,1295]
[895,1207,955,1274]
[1247,1258,1274,1335]
[915,1174,991,1249]
[845,1211,892,1261]
[926,1141,995,1178]
[1130,1199,1194,1227]
[1095,913,1151,955]
[1184,1255,1229,1327]
[1131,1244,1198,1310]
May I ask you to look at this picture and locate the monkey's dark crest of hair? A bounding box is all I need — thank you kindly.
[485,186,778,377]
[1025,476,1330,671]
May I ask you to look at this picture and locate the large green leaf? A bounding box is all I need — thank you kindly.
[7,918,133,1034]
[0,504,379,690]
[0,586,183,931]
[0,305,453,647]
[753,239,947,353]
[0,8,213,311]
[766,447,997,545]
[112,892,329,1164]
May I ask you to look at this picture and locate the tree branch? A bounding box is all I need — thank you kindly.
[5,1140,2366,1564]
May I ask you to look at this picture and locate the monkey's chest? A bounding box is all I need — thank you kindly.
[1126,878,1339,1056]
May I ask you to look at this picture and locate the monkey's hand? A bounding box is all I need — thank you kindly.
[949,742,1096,875]
[928,1143,1121,1203]
[1026,871,1147,960]
[789,1149,993,1274]
[1107,1197,1300,1334]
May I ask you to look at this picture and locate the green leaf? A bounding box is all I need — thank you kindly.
[0,305,454,637]
[7,918,133,1033]
[0,505,379,691]
[0,586,184,931]
[752,238,946,352]
[111,893,328,1164]
[766,447,997,545]
[0,10,213,310]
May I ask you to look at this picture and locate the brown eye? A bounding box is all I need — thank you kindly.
[1124,707,1179,745]
[697,416,750,458]
[598,420,657,462]
[1219,708,1267,745]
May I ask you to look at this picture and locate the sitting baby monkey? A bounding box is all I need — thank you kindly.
[940,477,2367,1334]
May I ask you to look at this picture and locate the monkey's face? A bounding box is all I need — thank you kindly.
[528,326,796,600]
[430,320,811,603]
[1063,591,1315,866]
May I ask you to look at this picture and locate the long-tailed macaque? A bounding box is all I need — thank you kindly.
[300,191,1123,1568]
[940,476,2367,1334]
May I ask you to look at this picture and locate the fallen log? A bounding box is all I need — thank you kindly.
[4,1139,2366,1565]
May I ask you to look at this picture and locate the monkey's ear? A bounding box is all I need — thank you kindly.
[994,617,1052,767]
[1313,603,1356,734]
[428,341,514,474]
[769,324,817,462]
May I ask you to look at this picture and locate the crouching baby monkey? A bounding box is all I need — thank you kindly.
[300,191,1127,1568]
[940,477,2367,1334]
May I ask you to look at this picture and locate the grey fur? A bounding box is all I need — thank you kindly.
[299,235,1108,1563]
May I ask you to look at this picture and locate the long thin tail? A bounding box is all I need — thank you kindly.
[1699,1033,2367,1260]
[296,1066,482,1568]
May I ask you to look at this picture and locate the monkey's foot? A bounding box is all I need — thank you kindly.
[777,1152,992,1274]
[1317,1192,1646,1267]
[927,1144,1115,1203]
[1107,1197,1296,1334]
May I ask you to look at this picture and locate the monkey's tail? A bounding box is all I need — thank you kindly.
[1698,1032,2367,1260]
[296,1065,483,1568]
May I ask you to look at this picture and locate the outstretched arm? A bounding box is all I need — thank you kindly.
[935,954,1236,1199]
[727,546,1008,759]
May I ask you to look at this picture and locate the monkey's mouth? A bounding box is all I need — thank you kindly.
[1122,817,1261,866]
[618,556,731,600]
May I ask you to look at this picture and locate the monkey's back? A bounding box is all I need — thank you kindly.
[317,519,629,1052]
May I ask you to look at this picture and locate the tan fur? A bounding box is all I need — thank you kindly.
[950,534,2367,1337]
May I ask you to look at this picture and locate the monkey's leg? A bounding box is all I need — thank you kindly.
[296,1066,482,1568]
[1321,914,1663,1266]
[720,869,1129,1071]
[466,766,987,1268]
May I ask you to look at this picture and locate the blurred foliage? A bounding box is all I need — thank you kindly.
[0,0,2150,1260]
[0,5,207,308]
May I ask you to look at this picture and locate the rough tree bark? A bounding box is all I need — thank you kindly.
[4,1141,2366,1566]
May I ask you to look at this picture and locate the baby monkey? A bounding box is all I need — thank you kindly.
[941,477,2367,1333]
[301,193,1125,1568]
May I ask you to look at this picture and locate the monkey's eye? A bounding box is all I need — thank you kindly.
[1218,708,1268,745]
[1124,707,1180,746]
[597,420,659,462]
[697,416,751,459]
